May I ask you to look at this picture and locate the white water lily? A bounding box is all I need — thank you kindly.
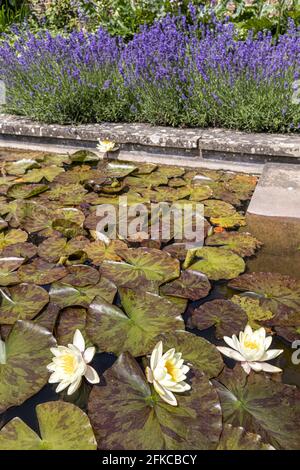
[97,139,119,153]
[47,329,99,395]
[217,324,283,374]
[145,341,191,406]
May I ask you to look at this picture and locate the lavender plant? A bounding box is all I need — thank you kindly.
[0,13,299,132]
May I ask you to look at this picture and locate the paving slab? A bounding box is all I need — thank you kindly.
[246,163,300,255]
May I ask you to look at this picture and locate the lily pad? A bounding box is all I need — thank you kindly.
[206,232,262,257]
[204,200,236,218]
[100,248,180,289]
[70,150,100,163]
[217,424,274,450]
[49,277,116,308]
[37,236,89,263]
[160,270,211,301]
[156,166,185,178]
[56,307,90,346]
[61,265,100,287]
[85,239,127,265]
[0,229,28,251]
[2,242,37,260]
[7,183,49,199]
[0,256,24,286]
[0,401,97,450]
[188,299,248,339]
[15,166,64,183]
[4,159,38,176]
[98,161,137,178]
[0,283,49,324]
[88,352,222,450]
[263,305,300,342]
[214,366,300,450]
[159,331,223,379]
[189,185,213,201]
[34,303,60,333]
[0,321,56,413]
[46,183,87,204]
[229,272,300,312]
[124,173,169,188]
[231,295,274,330]
[210,212,247,229]
[86,289,184,356]
[17,259,67,285]
[187,247,245,281]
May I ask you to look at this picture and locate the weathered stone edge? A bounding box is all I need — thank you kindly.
[0,113,299,157]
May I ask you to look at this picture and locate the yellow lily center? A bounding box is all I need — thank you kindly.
[243,339,259,350]
[61,353,77,375]
[165,360,178,381]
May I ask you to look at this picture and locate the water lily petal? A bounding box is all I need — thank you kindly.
[150,341,163,370]
[67,376,82,395]
[224,335,239,351]
[153,380,177,406]
[249,362,263,372]
[73,329,85,353]
[55,380,71,393]
[83,346,96,364]
[217,346,245,362]
[260,349,283,361]
[85,365,100,384]
[145,366,154,383]
[264,335,273,350]
[260,363,282,373]
[241,362,251,374]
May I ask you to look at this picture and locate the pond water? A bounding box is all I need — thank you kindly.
[0,148,299,450]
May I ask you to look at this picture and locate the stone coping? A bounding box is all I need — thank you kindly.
[0,114,299,159]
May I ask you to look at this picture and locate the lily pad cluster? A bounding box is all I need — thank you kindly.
[0,149,299,450]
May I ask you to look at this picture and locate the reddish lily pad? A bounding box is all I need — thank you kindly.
[214,366,300,450]
[160,270,211,301]
[56,307,90,346]
[229,272,300,312]
[37,236,89,263]
[0,283,49,324]
[49,277,116,308]
[217,425,274,450]
[0,321,56,413]
[2,242,37,260]
[0,401,97,450]
[0,256,24,286]
[88,352,222,450]
[206,232,262,257]
[86,289,184,356]
[100,248,180,289]
[7,183,49,199]
[34,303,60,333]
[17,259,67,285]
[188,299,248,339]
[61,265,100,287]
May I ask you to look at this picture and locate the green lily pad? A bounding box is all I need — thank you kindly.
[217,424,274,450]
[0,283,49,324]
[16,202,53,233]
[0,321,56,413]
[156,166,186,178]
[225,174,257,200]
[15,166,64,183]
[231,295,274,330]
[206,232,262,257]
[229,272,300,312]
[168,177,186,188]
[88,352,222,450]
[49,277,117,308]
[159,331,223,379]
[70,150,100,163]
[210,212,247,229]
[7,183,49,199]
[85,239,127,265]
[187,247,245,281]
[214,366,300,450]
[54,165,103,185]
[132,163,157,175]
[86,289,184,356]
[188,299,248,339]
[124,172,169,188]
[100,248,180,289]
[5,159,38,176]
[0,229,28,251]
[18,259,67,285]
[0,257,24,286]
[61,265,100,287]
[56,306,90,346]
[204,200,236,218]
[160,270,211,301]
[189,185,213,201]
[37,236,89,263]
[46,183,87,204]
[98,161,137,178]
[0,401,97,450]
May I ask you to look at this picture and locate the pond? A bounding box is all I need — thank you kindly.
[0,147,299,450]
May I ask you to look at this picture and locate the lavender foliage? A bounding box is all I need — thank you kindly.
[0,15,299,132]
